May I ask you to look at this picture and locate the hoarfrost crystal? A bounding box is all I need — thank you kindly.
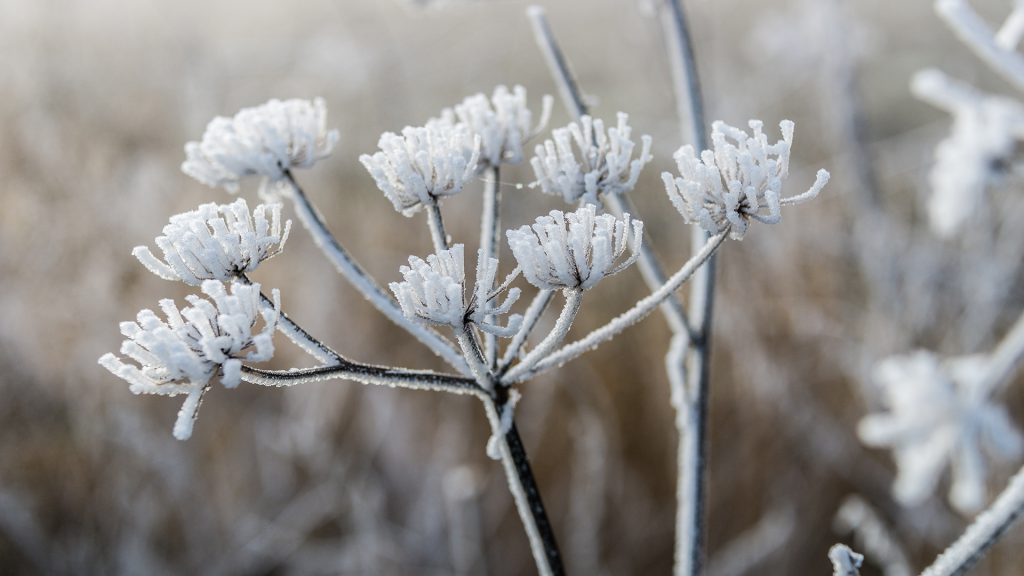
[506,204,642,291]
[182,98,339,193]
[441,85,553,167]
[662,120,829,240]
[390,244,521,336]
[99,280,280,440]
[530,113,653,204]
[858,351,1024,513]
[360,121,481,216]
[132,199,291,285]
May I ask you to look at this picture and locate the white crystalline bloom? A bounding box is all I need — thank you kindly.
[442,85,553,167]
[507,204,643,291]
[360,121,481,216]
[828,544,864,576]
[98,280,280,440]
[858,350,1024,514]
[662,120,830,240]
[182,98,339,193]
[132,198,291,285]
[530,112,653,204]
[912,69,1024,237]
[389,244,522,336]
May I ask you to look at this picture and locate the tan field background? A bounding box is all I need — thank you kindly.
[2,0,1024,574]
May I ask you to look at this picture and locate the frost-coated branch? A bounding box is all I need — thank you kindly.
[240,363,484,397]
[503,289,583,382]
[920,464,1024,576]
[426,202,451,252]
[977,305,1024,396]
[499,290,555,373]
[527,6,587,120]
[239,275,341,366]
[829,544,864,576]
[511,229,728,382]
[997,3,1024,50]
[482,166,501,367]
[936,0,1024,93]
[281,171,469,374]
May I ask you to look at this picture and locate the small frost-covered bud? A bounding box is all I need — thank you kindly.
[829,544,864,576]
[132,199,291,285]
[858,350,1024,514]
[442,85,553,167]
[507,204,643,291]
[389,244,521,336]
[912,69,1024,237]
[183,98,339,193]
[360,120,481,216]
[530,112,653,204]
[663,120,829,240]
[99,280,280,440]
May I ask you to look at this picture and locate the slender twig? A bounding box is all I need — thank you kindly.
[997,4,1024,50]
[527,6,587,120]
[238,274,341,366]
[936,0,1024,92]
[240,363,484,397]
[499,290,556,374]
[503,289,583,382]
[427,201,451,252]
[977,307,1024,396]
[481,166,502,368]
[281,170,469,374]
[920,464,1024,576]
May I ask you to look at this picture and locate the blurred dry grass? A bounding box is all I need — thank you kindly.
[2,0,1024,574]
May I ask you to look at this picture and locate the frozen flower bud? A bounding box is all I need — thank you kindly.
[530,112,653,204]
[507,204,643,291]
[663,120,829,240]
[360,120,481,216]
[858,351,1024,514]
[390,244,521,336]
[183,98,339,193]
[441,85,553,167]
[132,199,291,286]
[912,69,1024,237]
[99,280,280,440]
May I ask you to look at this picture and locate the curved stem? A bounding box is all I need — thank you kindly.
[502,289,583,383]
[281,171,468,374]
[238,274,341,366]
[499,290,556,374]
[240,363,483,397]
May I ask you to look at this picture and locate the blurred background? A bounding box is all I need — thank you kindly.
[2,0,1024,573]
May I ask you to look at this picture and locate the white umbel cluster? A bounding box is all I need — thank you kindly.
[99,280,280,440]
[530,113,653,204]
[390,244,522,336]
[912,69,1024,237]
[442,85,553,167]
[662,120,829,240]
[360,121,481,216]
[858,350,1024,514]
[506,204,643,291]
[132,199,291,285]
[182,98,339,193]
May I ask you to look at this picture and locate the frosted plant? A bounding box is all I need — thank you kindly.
[182,98,339,193]
[530,112,653,204]
[662,120,830,240]
[828,544,864,576]
[99,280,280,440]
[440,85,553,167]
[506,204,643,291]
[858,350,1023,513]
[360,121,481,216]
[132,198,291,285]
[912,69,1024,237]
[389,244,522,337]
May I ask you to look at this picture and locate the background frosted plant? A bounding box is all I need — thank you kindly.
[99,280,280,440]
[662,119,830,240]
[182,98,339,194]
[442,85,553,167]
[530,112,652,204]
[132,198,291,285]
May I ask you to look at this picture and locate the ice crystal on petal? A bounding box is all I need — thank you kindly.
[390,244,521,336]
[530,113,653,204]
[662,119,829,240]
[182,98,338,193]
[98,280,280,440]
[912,69,1024,237]
[132,199,291,285]
[858,351,1024,513]
[506,204,642,291]
[360,121,481,216]
[440,85,553,167]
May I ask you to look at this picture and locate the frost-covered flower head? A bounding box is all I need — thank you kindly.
[912,69,1024,237]
[530,113,653,204]
[662,120,830,240]
[360,121,481,216]
[99,280,280,440]
[183,98,339,193]
[858,350,1023,513]
[132,199,291,286]
[390,244,522,336]
[440,85,553,167]
[507,204,643,291]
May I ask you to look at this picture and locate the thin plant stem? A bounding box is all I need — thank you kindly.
[456,325,497,393]
[481,165,502,367]
[499,290,556,374]
[240,363,484,397]
[936,0,1024,92]
[502,289,583,382]
[527,6,587,120]
[427,201,451,252]
[977,307,1024,397]
[281,170,469,374]
[238,274,341,366]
